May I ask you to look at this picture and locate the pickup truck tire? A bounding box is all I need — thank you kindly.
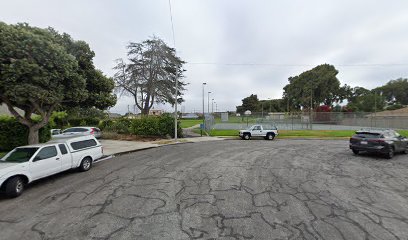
[5,176,25,198]
[243,133,251,140]
[79,157,93,172]
[266,133,275,140]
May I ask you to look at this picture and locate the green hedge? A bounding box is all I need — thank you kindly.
[66,117,100,127]
[130,114,183,137]
[100,114,182,137]
[0,116,51,151]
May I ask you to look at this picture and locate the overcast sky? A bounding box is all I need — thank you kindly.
[1,0,408,114]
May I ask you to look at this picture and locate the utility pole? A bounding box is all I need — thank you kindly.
[374,90,377,127]
[207,91,212,114]
[174,73,178,142]
[310,86,313,130]
[268,98,272,113]
[212,99,214,113]
[202,83,206,136]
[261,102,264,118]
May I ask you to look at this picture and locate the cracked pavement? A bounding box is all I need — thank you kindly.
[1,139,408,239]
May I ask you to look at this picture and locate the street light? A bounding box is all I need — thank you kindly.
[212,99,214,113]
[207,91,212,114]
[202,83,206,136]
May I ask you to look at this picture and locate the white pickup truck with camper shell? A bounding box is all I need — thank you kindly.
[239,124,279,140]
[0,135,103,198]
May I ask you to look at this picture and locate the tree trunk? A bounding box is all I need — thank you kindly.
[28,127,40,145]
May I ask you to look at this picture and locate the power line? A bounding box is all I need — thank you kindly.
[185,62,408,67]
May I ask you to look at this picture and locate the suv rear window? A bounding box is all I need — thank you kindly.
[354,133,383,138]
[71,139,97,150]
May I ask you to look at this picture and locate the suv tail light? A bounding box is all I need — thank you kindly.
[90,128,95,135]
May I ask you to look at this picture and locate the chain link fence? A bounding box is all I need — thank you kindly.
[210,112,408,130]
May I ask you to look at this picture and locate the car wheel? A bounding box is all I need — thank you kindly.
[385,147,394,159]
[403,147,408,154]
[243,134,250,140]
[266,133,275,140]
[352,149,359,155]
[79,157,93,172]
[5,176,25,198]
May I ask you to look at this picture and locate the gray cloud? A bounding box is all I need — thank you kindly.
[1,0,407,114]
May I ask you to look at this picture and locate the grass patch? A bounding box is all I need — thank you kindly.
[192,129,408,139]
[180,119,202,128]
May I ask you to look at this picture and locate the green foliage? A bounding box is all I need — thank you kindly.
[236,94,260,113]
[49,111,68,129]
[67,118,100,127]
[347,92,386,112]
[0,116,50,151]
[100,115,182,137]
[0,22,116,144]
[114,37,186,115]
[283,64,342,110]
[130,114,182,137]
[386,104,405,111]
[101,118,132,134]
[376,78,408,105]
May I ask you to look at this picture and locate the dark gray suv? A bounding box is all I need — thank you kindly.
[349,129,408,159]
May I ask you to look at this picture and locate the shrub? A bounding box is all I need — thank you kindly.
[0,116,51,151]
[130,114,182,137]
[66,117,100,127]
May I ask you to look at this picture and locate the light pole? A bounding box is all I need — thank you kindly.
[212,99,215,113]
[207,91,212,114]
[202,83,206,136]
[268,98,272,113]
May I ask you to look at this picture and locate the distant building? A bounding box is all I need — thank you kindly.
[149,109,163,116]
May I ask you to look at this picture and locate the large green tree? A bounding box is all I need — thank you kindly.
[283,64,343,110]
[0,22,116,144]
[376,78,408,105]
[113,37,186,115]
[236,94,260,113]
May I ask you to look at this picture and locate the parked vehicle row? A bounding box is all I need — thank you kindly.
[0,135,103,198]
[239,125,408,159]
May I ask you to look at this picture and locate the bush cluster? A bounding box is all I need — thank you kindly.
[99,114,182,138]
[0,116,51,151]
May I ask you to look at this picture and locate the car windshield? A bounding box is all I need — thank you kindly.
[1,148,39,163]
[63,128,88,133]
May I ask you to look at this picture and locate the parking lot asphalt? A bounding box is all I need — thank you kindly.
[1,139,408,239]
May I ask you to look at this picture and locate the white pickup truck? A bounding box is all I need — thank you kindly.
[239,124,279,140]
[0,135,103,198]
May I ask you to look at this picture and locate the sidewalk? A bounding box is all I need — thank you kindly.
[100,136,225,156]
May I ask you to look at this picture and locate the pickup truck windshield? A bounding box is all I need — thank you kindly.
[1,148,39,163]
